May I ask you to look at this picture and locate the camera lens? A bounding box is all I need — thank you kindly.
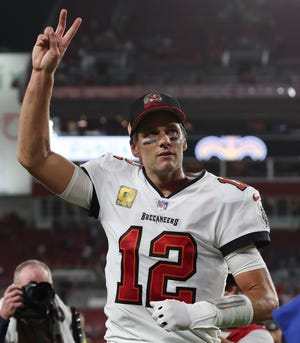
[15,281,55,318]
[31,282,55,305]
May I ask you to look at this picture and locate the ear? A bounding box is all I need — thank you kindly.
[130,141,140,158]
[183,139,187,152]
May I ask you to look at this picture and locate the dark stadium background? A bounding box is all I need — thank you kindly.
[1,1,299,342]
[0,1,54,52]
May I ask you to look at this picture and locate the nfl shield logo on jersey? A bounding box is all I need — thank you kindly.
[156,199,168,211]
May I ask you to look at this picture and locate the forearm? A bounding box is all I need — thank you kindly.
[225,249,279,323]
[18,69,54,171]
[235,270,279,323]
[151,295,254,331]
[244,289,278,323]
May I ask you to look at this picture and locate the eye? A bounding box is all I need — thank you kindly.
[167,128,180,139]
[144,129,159,138]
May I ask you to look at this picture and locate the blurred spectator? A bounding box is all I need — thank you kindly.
[0,259,86,342]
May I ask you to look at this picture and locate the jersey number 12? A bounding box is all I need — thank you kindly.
[115,227,197,307]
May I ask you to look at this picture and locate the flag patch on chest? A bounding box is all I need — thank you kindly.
[116,186,137,208]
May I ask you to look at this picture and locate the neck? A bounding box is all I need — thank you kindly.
[146,169,190,196]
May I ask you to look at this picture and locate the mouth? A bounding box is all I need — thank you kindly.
[157,151,174,157]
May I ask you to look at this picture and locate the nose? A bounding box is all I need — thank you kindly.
[158,131,171,146]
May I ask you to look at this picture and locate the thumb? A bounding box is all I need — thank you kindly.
[149,301,156,308]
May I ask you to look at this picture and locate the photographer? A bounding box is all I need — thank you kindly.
[0,259,85,343]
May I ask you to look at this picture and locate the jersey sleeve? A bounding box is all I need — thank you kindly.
[80,154,113,218]
[214,179,271,256]
[58,165,93,210]
[81,153,141,219]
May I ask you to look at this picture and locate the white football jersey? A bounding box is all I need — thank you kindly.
[82,153,270,342]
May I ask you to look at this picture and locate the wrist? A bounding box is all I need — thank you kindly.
[0,313,10,322]
[188,301,218,329]
[31,68,54,80]
[27,69,54,95]
[188,295,254,330]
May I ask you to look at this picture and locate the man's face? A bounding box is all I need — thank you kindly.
[130,111,187,177]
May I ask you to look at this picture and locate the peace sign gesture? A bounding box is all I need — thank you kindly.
[32,9,82,74]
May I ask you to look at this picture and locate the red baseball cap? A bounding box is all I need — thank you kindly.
[128,92,187,135]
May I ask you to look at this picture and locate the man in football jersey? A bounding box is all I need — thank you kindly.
[17,9,279,343]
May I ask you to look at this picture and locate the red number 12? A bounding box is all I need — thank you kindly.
[116,227,197,307]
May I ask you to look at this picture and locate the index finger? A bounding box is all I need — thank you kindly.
[5,283,20,293]
[55,9,82,45]
[55,9,67,36]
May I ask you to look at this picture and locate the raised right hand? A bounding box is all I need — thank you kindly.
[32,8,82,74]
[0,284,23,320]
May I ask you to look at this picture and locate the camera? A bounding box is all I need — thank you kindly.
[15,281,55,319]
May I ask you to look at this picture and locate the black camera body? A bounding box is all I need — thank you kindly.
[15,281,55,319]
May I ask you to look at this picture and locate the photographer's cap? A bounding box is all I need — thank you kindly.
[128,92,187,135]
